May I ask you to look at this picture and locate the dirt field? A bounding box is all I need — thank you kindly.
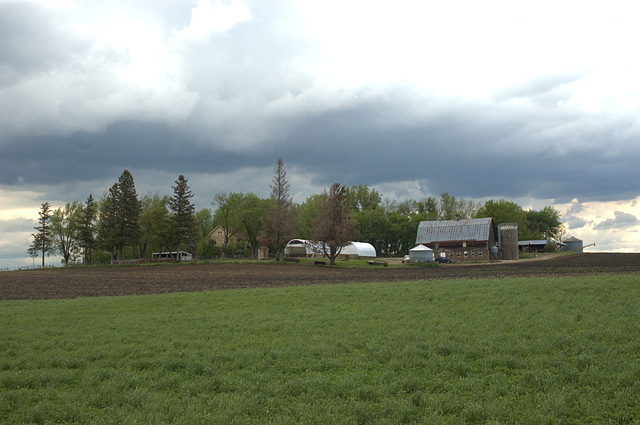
[1,253,638,301]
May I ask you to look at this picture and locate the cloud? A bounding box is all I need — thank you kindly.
[593,211,640,231]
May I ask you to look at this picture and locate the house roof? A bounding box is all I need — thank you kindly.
[416,217,493,244]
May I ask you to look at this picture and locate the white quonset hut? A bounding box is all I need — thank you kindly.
[284,240,376,259]
[409,245,434,263]
[340,242,377,259]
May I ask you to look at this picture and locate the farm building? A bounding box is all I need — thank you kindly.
[415,217,497,262]
[284,239,376,259]
[207,226,245,247]
[409,245,434,263]
[563,236,584,253]
[518,240,549,253]
[151,251,193,262]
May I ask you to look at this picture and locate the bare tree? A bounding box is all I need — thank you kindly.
[260,158,295,261]
[312,183,358,265]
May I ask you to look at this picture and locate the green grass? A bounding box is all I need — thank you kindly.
[1,275,639,424]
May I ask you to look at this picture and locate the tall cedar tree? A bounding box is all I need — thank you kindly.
[28,202,52,268]
[168,175,197,261]
[260,158,295,261]
[312,183,358,265]
[77,194,97,264]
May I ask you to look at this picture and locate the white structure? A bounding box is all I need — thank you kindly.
[339,242,377,259]
[284,240,376,259]
[152,251,193,261]
[409,245,434,263]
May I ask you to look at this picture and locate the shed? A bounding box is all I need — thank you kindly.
[409,245,434,263]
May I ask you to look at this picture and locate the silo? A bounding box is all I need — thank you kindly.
[409,245,434,263]
[563,236,583,253]
[498,222,519,260]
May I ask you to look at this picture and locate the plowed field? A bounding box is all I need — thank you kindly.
[1,253,638,300]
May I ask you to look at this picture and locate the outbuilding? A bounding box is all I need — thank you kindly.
[284,239,377,259]
[409,245,434,263]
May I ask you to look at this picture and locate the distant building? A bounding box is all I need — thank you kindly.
[208,226,245,247]
[284,239,376,259]
[563,236,583,253]
[518,240,549,253]
[415,217,497,262]
[152,251,193,261]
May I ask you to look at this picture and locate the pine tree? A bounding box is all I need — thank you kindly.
[96,171,141,263]
[28,202,52,268]
[168,175,197,261]
[77,194,97,264]
[116,170,141,260]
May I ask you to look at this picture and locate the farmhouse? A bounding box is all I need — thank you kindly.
[284,239,377,259]
[415,217,497,262]
[207,226,245,246]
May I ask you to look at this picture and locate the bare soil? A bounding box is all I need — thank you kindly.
[1,253,638,301]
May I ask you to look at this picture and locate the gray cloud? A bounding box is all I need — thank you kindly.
[1,0,639,219]
[593,211,640,231]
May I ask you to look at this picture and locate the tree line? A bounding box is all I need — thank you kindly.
[29,159,563,267]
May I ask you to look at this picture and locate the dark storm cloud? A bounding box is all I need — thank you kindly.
[1,89,638,205]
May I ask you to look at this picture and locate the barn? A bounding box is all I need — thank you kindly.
[415,217,497,262]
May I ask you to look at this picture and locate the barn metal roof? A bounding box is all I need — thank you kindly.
[416,217,493,244]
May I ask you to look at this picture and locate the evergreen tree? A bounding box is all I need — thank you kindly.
[77,194,97,264]
[97,185,120,263]
[168,175,197,261]
[96,171,140,263]
[28,202,52,268]
[116,170,141,260]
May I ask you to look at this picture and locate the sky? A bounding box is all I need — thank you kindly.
[1,0,639,269]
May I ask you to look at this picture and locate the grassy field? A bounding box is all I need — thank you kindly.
[1,275,639,424]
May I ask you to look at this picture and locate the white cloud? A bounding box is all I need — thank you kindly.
[176,0,252,40]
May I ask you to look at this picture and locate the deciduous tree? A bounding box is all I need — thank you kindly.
[50,201,82,266]
[212,192,243,259]
[236,193,268,258]
[312,183,358,265]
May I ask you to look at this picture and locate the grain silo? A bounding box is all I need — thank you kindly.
[409,245,434,263]
[563,236,583,253]
[498,222,519,260]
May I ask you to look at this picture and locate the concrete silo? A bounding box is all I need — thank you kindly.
[498,222,519,260]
